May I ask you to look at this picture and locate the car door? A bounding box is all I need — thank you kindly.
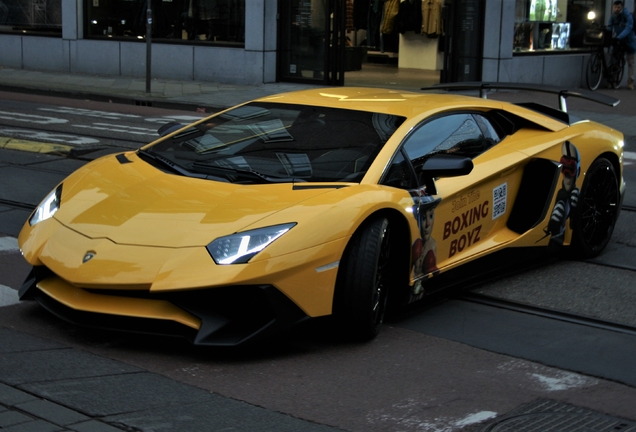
[383,111,531,297]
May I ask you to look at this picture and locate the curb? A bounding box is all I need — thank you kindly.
[0,84,220,113]
[0,137,74,156]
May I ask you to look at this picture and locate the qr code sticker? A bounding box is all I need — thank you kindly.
[492,183,507,220]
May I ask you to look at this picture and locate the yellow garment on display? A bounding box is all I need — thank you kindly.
[381,0,400,34]
[422,0,442,36]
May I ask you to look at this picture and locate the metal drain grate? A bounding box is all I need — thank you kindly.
[467,399,636,432]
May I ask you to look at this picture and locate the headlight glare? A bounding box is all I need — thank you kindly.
[207,223,296,264]
[29,185,62,226]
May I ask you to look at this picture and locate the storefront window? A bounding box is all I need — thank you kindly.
[513,0,606,52]
[85,0,245,45]
[0,0,62,35]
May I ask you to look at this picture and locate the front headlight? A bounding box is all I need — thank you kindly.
[29,185,63,226]
[207,223,296,264]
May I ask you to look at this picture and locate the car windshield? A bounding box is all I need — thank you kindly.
[143,102,405,184]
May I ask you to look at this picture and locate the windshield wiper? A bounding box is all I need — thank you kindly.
[138,149,207,179]
[191,162,305,183]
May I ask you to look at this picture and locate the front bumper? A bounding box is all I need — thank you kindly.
[20,267,308,346]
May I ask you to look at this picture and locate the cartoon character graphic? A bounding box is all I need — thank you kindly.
[546,141,580,246]
[410,191,441,296]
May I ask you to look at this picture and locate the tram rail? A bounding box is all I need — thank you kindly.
[455,291,636,337]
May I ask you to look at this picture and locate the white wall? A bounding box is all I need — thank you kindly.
[398,33,443,70]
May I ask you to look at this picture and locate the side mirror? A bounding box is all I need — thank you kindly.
[157,122,184,137]
[419,154,473,195]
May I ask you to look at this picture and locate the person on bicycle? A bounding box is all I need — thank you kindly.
[608,0,636,89]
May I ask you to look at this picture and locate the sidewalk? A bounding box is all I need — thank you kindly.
[0,66,319,112]
[1,65,634,140]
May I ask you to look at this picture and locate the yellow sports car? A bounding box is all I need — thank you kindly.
[18,84,624,346]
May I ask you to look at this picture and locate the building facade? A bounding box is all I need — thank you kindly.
[0,0,631,88]
[483,0,633,87]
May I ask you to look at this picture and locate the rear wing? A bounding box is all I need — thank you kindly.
[420,82,620,113]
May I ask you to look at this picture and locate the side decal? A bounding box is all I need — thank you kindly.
[545,141,580,246]
[443,198,489,258]
[409,189,441,298]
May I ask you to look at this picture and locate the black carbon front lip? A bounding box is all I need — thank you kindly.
[20,267,309,346]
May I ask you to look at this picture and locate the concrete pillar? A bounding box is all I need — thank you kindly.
[482,0,514,82]
[245,0,278,83]
[62,0,81,40]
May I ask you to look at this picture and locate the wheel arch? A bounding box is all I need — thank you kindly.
[591,150,623,219]
[355,207,412,267]
[334,208,413,309]
[597,151,622,182]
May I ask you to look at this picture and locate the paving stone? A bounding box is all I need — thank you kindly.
[1,418,65,432]
[67,419,127,432]
[0,382,38,405]
[16,399,89,426]
[0,348,141,386]
[20,372,215,417]
[104,400,338,432]
[0,409,33,428]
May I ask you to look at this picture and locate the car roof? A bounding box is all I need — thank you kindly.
[255,87,568,132]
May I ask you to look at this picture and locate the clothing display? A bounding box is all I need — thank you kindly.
[397,0,422,34]
[346,0,355,31]
[349,0,443,54]
[380,0,399,35]
[353,0,369,29]
[365,0,384,50]
[198,0,219,21]
[421,0,442,37]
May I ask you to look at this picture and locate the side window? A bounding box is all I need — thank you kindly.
[383,112,503,189]
[402,114,483,173]
[382,150,417,189]
[474,114,501,149]
[402,113,504,175]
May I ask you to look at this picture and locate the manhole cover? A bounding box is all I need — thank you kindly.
[469,399,636,432]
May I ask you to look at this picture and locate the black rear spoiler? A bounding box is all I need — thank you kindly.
[420,82,620,113]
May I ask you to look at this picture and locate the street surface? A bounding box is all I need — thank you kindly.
[0,90,635,431]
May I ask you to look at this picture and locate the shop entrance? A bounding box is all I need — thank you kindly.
[277,1,448,89]
[277,0,346,85]
[441,0,484,83]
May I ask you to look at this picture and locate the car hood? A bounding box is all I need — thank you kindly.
[53,152,333,247]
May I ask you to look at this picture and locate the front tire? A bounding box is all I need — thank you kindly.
[571,158,619,258]
[334,217,394,341]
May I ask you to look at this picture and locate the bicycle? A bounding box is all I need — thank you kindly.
[585,28,626,90]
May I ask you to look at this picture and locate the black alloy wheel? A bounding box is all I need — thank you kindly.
[572,158,619,258]
[334,216,393,341]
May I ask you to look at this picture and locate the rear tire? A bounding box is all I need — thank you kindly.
[571,158,619,258]
[334,217,394,341]
[609,54,625,89]
[586,52,603,91]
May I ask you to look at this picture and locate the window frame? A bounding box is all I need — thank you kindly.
[380,110,503,190]
[83,0,245,47]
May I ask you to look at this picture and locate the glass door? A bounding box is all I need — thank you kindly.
[278,0,345,85]
[441,0,484,83]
